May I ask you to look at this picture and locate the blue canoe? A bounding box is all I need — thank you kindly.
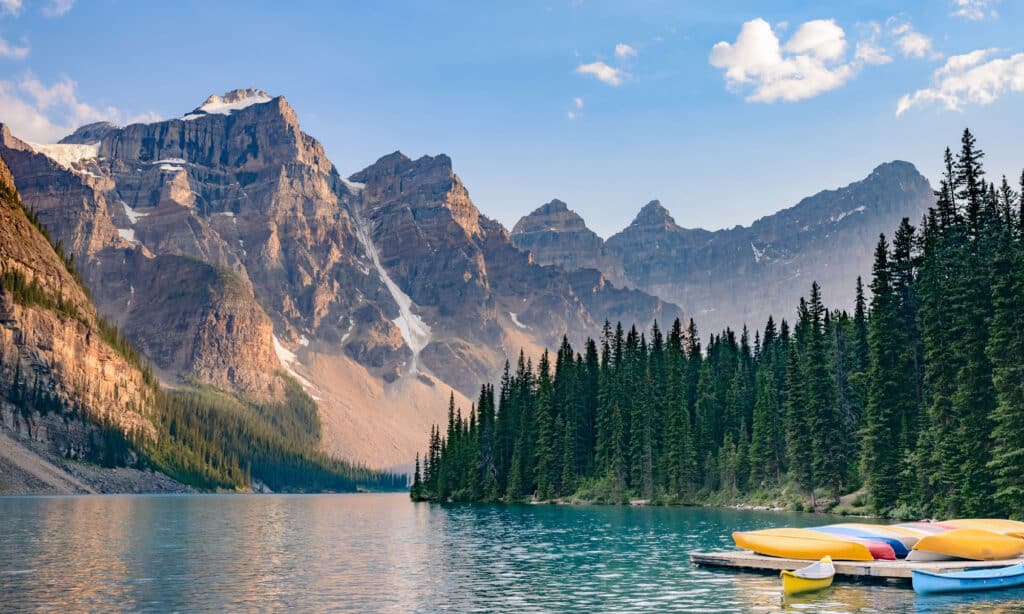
[810,527,911,558]
[913,563,1024,594]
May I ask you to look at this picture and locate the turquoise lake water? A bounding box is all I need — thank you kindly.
[2,493,1023,612]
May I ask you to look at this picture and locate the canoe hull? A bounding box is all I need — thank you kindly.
[811,527,910,558]
[944,519,1024,539]
[913,528,1024,561]
[733,529,874,561]
[913,564,1024,594]
[781,571,833,595]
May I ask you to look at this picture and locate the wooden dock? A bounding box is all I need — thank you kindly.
[691,550,1024,580]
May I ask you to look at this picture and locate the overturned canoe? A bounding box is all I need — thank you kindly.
[911,528,1024,561]
[913,563,1024,594]
[810,526,910,558]
[896,522,956,534]
[944,519,1024,539]
[781,556,834,595]
[830,523,922,550]
[733,528,875,561]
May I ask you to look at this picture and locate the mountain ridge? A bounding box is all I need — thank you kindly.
[1,88,680,470]
[513,160,935,335]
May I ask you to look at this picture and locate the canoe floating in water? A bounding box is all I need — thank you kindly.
[781,556,834,595]
[811,526,910,558]
[733,528,875,561]
[911,528,1024,561]
[913,563,1024,594]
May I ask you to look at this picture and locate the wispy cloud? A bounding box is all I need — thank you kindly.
[0,0,22,16]
[897,48,1024,115]
[42,0,74,17]
[0,73,160,142]
[951,0,998,20]
[614,43,636,59]
[710,18,872,103]
[883,18,942,60]
[0,35,29,59]
[897,31,939,59]
[577,61,626,86]
[567,97,583,120]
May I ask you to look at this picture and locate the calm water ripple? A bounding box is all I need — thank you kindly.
[2,493,1024,612]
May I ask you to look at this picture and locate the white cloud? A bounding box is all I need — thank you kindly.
[567,111,576,120]
[0,0,22,16]
[951,0,998,20]
[896,48,1024,115]
[897,31,940,59]
[854,22,891,65]
[886,18,942,60]
[0,73,160,142]
[710,18,870,103]
[614,43,637,59]
[576,60,626,86]
[783,19,846,61]
[574,96,583,108]
[0,35,29,59]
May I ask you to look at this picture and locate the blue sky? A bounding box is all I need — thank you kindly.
[1,0,1022,236]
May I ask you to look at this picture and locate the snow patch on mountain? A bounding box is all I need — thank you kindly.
[351,208,432,374]
[341,177,366,193]
[27,142,99,172]
[832,205,866,223]
[122,201,148,224]
[509,312,528,329]
[272,334,315,390]
[183,89,273,120]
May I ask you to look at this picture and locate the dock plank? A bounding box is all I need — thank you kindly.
[690,550,1024,580]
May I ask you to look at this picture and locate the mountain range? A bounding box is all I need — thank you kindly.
[511,161,934,338]
[0,88,934,474]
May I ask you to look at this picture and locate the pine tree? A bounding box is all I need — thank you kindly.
[986,205,1024,517]
[861,236,904,510]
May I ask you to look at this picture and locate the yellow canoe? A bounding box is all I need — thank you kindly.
[912,528,1024,561]
[733,528,874,561]
[944,519,1024,538]
[781,556,834,595]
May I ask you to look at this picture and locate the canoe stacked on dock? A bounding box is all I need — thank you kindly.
[732,528,889,561]
[733,518,1024,562]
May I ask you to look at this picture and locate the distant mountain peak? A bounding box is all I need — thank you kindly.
[184,88,275,119]
[631,200,676,228]
[866,160,922,181]
[539,198,569,213]
[512,199,589,235]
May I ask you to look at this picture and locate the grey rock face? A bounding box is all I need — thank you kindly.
[512,162,934,337]
[1,88,680,412]
[511,199,627,286]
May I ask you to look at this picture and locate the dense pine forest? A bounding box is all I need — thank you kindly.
[413,130,1024,519]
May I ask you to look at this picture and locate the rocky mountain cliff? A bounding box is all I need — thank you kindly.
[1,89,680,469]
[0,152,159,478]
[512,161,935,335]
[510,199,627,286]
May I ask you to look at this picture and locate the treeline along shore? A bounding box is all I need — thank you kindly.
[412,129,1024,520]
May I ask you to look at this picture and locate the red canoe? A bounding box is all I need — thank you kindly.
[847,537,897,560]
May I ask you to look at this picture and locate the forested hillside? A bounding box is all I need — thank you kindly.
[414,130,1024,519]
[0,161,404,493]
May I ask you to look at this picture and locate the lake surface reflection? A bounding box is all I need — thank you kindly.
[2,493,1023,612]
